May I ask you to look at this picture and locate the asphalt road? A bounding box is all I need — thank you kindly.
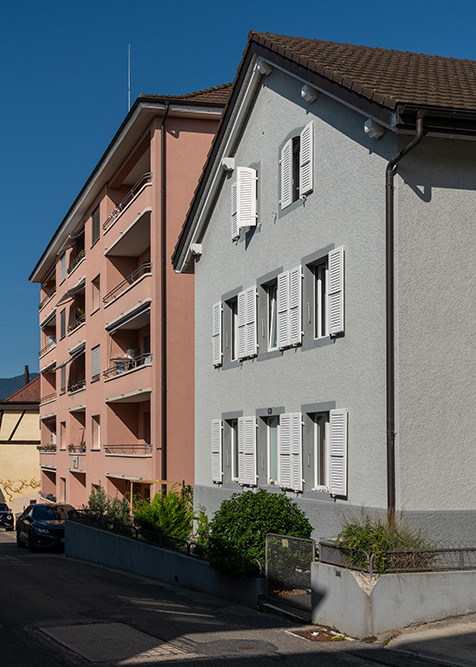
[0,529,446,666]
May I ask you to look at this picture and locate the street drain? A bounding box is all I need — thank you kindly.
[39,622,189,663]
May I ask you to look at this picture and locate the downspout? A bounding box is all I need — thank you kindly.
[160,103,170,492]
[386,110,425,521]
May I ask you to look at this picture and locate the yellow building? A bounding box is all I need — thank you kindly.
[0,377,41,503]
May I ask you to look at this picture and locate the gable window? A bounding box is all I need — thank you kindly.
[280,122,313,210]
[231,167,258,240]
[91,206,100,246]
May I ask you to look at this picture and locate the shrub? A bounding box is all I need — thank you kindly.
[85,484,131,524]
[133,485,194,540]
[336,511,433,574]
[208,490,313,578]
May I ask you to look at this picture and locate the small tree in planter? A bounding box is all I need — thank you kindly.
[208,490,313,578]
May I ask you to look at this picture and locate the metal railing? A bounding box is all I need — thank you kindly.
[38,444,57,453]
[104,444,153,455]
[103,172,152,232]
[103,262,152,305]
[39,291,56,311]
[68,379,86,394]
[68,315,85,334]
[69,510,206,558]
[68,444,86,453]
[40,391,57,404]
[103,353,152,379]
[39,339,56,356]
[67,250,85,275]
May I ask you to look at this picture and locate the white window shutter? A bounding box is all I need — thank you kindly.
[329,409,348,496]
[238,417,257,486]
[231,182,239,240]
[237,167,257,229]
[289,266,302,346]
[290,413,303,491]
[277,271,289,348]
[211,419,223,483]
[245,287,257,357]
[237,291,247,360]
[299,121,313,196]
[279,413,292,488]
[212,302,222,367]
[328,246,344,335]
[280,139,293,210]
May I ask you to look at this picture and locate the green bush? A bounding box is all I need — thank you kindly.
[336,511,432,574]
[85,484,131,523]
[133,485,194,540]
[208,490,313,578]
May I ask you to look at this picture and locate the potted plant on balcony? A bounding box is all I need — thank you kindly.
[68,444,75,452]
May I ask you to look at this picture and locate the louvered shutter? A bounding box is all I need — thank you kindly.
[280,139,293,209]
[91,345,100,380]
[237,167,257,229]
[237,291,247,359]
[245,287,257,357]
[60,253,66,282]
[231,182,239,240]
[211,419,223,483]
[238,417,257,486]
[299,121,313,196]
[212,302,222,367]
[277,271,289,348]
[279,414,292,488]
[289,266,302,346]
[329,409,348,496]
[328,246,344,335]
[290,413,303,491]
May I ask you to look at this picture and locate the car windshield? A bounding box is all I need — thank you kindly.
[0,503,8,511]
[33,505,72,521]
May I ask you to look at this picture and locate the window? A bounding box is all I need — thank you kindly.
[238,416,257,486]
[92,415,100,450]
[303,409,348,495]
[91,206,100,246]
[264,416,279,484]
[91,345,100,382]
[229,419,239,481]
[237,288,257,359]
[279,413,303,491]
[280,121,313,210]
[312,261,328,339]
[91,275,100,313]
[231,167,258,240]
[60,365,66,394]
[60,309,66,339]
[60,421,66,450]
[306,247,344,338]
[306,413,328,489]
[277,267,302,348]
[60,253,66,283]
[215,290,256,366]
[265,281,278,351]
[211,419,223,483]
[224,297,238,363]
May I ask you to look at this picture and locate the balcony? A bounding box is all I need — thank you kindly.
[103,172,152,234]
[104,444,152,455]
[39,338,56,357]
[39,291,56,312]
[103,262,152,306]
[68,379,86,395]
[38,444,57,453]
[40,391,56,405]
[68,312,86,335]
[67,249,85,276]
[103,353,152,380]
[68,444,86,454]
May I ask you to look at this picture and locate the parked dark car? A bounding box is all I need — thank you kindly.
[16,503,74,551]
[0,503,14,530]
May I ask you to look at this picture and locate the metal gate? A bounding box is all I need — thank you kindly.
[265,533,315,617]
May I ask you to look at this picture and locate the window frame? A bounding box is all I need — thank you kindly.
[91,206,100,247]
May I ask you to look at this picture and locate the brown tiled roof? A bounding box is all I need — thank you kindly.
[140,83,232,105]
[3,376,40,404]
[250,32,476,111]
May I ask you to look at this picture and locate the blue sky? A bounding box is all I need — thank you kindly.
[2,0,475,376]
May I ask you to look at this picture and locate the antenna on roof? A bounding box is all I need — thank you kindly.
[128,43,131,112]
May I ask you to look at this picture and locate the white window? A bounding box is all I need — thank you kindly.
[265,416,279,484]
[238,416,257,486]
[279,413,303,492]
[308,413,328,489]
[306,246,344,338]
[328,247,344,336]
[91,345,100,382]
[237,287,257,360]
[312,261,328,339]
[280,122,313,210]
[212,302,222,367]
[92,415,101,450]
[329,409,348,496]
[277,266,302,349]
[60,253,66,283]
[231,167,258,240]
[211,419,223,483]
[229,419,239,481]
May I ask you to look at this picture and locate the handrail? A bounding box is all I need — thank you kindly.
[103,262,152,305]
[103,172,152,232]
[39,338,57,356]
[103,353,152,379]
[68,379,86,394]
[39,291,56,311]
[104,444,152,455]
[40,391,57,404]
[67,250,85,275]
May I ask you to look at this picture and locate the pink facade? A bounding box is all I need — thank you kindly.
[32,88,229,507]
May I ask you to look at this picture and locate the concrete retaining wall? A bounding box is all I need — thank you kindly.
[312,561,476,636]
[65,521,265,608]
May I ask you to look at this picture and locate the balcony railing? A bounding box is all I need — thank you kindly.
[103,353,152,379]
[67,250,85,276]
[39,338,57,356]
[103,172,152,232]
[38,444,57,453]
[68,444,86,453]
[68,380,86,394]
[40,391,57,404]
[103,262,152,305]
[39,291,56,311]
[104,444,152,455]
[68,314,85,334]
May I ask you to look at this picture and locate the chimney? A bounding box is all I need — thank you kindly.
[24,365,29,385]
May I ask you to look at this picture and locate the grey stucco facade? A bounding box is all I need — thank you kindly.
[186,59,476,543]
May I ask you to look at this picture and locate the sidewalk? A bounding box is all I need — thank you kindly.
[381,613,476,667]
